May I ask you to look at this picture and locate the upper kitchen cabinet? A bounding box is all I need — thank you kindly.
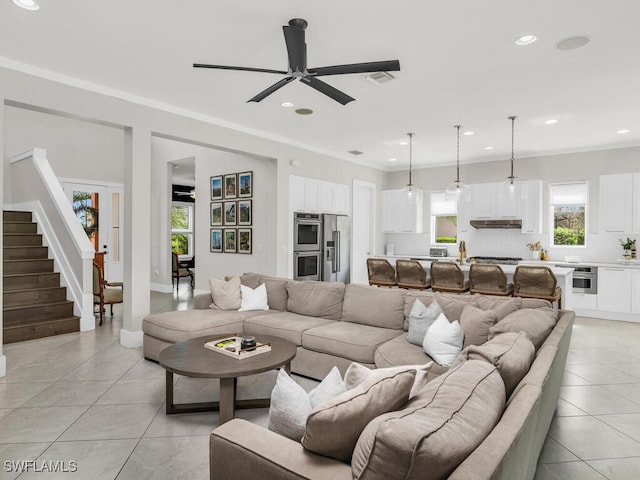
[520,180,543,234]
[471,182,523,220]
[381,188,424,233]
[290,175,349,215]
[599,173,640,233]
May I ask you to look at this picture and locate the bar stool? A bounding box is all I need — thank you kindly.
[430,261,469,294]
[469,263,514,296]
[396,259,431,290]
[366,258,397,288]
[513,265,562,308]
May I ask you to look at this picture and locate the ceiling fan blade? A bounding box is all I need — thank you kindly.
[308,60,400,77]
[283,25,306,72]
[247,76,295,103]
[300,77,355,105]
[193,63,287,75]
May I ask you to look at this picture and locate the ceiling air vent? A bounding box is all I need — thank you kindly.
[348,150,364,156]
[364,71,396,84]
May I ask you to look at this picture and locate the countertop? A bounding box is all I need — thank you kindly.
[379,255,640,269]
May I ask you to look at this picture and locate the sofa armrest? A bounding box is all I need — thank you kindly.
[210,419,352,480]
[194,293,213,310]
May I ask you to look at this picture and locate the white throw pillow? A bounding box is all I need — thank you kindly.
[268,367,347,441]
[344,361,434,398]
[209,276,241,310]
[423,313,464,367]
[239,283,269,311]
[407,299,442,346]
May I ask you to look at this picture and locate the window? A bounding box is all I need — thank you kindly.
[549,182,588,246]
[171,203,194,257]
[430,191,457,244]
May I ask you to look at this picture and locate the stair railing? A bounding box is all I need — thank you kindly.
[8,148,95,331]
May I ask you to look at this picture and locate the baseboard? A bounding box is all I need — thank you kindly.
[120,329,143,348]
[151,283,173,293]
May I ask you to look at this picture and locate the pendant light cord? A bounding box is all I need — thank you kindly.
[454,125,461,184]
[508,115,517,182]
[407,132,414,188]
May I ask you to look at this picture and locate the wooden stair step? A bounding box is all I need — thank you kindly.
[3,317,80,344]
[3,233,43,246]
[3,287,68,307]
[3,300,75,325]
[3,246,49,260]
[3,272,61,291]
[3,211,33,223]
[3,259,54,275]
[3,222,37,234]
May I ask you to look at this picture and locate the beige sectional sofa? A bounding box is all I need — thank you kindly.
[142,272,574,480]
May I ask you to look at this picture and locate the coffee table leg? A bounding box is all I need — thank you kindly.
[166,370,174,414]
[284,362,291,374]
[219,377,236,424]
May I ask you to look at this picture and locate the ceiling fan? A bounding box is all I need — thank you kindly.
[193,18,401,105]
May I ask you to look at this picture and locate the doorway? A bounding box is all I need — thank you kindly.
[61,180,124,282]
[352,180,376,284]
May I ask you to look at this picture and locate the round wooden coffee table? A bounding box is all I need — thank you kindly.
[159,334,296,424]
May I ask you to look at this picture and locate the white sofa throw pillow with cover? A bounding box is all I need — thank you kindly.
[407,299,442,345]
[239,283,269,311]
[423,313,464,366]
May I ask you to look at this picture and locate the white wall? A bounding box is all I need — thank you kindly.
[385,147,640,262]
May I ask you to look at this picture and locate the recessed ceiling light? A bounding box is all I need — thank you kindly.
[617,129,631,134]
[462,131,475,136]
[281,102,294,108]
[295,108,313,115]
[388,158,397,162]
[484,146,495,150]
[556,36,590,51]
[544,119,559,125]
[515,34,537,46]
[13,0,39,10]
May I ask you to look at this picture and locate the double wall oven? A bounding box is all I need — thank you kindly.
[293,213,322,281]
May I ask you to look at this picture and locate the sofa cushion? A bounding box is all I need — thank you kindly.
[374,334,449,379]
[142,309,266,343]
[287,281,345,320]
[302,369,416,462]
[434,292,479,321]
[489,307,559,350]
[209,276,241,310]
[452,332,535,397]
[407,299,442,346]
[302,322,402,364]
[423,313,464,367]
[260,276,289,311]
[344,361,433,399]
[351,360,506,480]
[268,367,346,441]
[244,312,335,346]
[475,296,523,320]
[342,284,405,329]
[459,304,498,349]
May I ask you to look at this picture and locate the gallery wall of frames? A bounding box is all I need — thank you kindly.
[210,171,253,254]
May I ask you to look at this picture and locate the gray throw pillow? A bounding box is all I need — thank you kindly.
[407,299,442,345]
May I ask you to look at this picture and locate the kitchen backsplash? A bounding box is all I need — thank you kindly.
[386,231,633,263]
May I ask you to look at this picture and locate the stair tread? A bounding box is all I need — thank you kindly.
[3,259,52,263]
[3,245,46,248]
[3,286,64,294]
[3,300,74,311]
[3,316,80,329]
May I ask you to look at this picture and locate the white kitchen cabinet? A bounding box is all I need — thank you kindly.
[599,174,633,233]
[381,188,423,233]
[521,180,543,234]
[632,269,640,314]
[571,292,597,310]
[634,173,640,233]
[597,267,633,313]
[456,189,474,233]
[472,183,497,219]
[290,175,349,215]
[497,183,522,219]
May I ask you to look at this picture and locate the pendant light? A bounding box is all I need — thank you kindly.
[445,125,471,201]
[505,115,518,192]
[405,132,415,197]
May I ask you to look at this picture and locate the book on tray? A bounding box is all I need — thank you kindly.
[204,335,271,359]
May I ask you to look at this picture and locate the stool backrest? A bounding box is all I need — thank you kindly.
[513,265,557,296]
[469,263,508,292]
[367,258,395,283]
[396,259,427,286]
[430,261,464,288]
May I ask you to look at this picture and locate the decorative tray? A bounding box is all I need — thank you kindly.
[204,335,271,360]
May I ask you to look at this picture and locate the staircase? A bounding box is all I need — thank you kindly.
[3,210,80,343]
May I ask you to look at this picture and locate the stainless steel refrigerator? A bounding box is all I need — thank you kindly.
[322,214,350,283]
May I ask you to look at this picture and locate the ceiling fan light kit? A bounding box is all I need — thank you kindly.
[194,18,400,105]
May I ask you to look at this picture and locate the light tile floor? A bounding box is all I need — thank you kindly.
[0,287,639,479]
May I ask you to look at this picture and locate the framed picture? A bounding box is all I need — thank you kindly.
[238,171,253,198]
[210,176,223,201]
[210,228,222,253]
[238,199,252,226]
[223,228,237,253]
[224,173,237,199]
[210,202,223,226]
[223,201,236,225]
[238,228,252,254]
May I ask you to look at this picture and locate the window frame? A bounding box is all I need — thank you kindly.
[548,181,588,248]
[171,202,195,259]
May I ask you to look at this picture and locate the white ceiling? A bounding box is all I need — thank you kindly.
[2,0,640,171]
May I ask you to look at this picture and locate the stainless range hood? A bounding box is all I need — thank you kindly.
[470,219,522,229]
